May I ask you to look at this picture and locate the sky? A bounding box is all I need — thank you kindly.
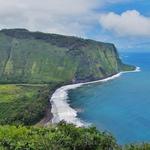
[0,0,149,52]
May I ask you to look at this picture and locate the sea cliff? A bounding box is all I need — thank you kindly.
[0,29,135,84]
[0,28,135,125]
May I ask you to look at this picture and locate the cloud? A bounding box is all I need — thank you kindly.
[0,0,103,36]
[0,0,133,36]
[99,10,150,37]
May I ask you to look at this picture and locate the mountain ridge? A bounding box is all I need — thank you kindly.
[0,28,135,84]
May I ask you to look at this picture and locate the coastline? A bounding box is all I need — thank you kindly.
[48,67,141,126]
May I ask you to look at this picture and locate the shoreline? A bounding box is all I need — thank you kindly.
[48,67,140,126]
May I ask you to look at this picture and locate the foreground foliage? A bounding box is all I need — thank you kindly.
[123,144,150,150]
[0,122,119,150]
[0,122,149,150]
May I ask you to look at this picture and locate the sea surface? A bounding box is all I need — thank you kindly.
[68,52,150,144]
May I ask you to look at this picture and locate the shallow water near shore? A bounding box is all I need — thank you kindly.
[69,52,150,144]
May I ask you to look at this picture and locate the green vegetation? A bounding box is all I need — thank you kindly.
[0,81,66,125]
[0,122,119,150]
[0,29,135,126]
[0,122,148,150]
[0,29,141,149]
[0,84,50,125]
[123,144,150,150]
[0,29,135,84]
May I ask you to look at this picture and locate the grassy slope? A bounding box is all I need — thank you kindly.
[0,81,64,125]
[0,29,135,125]
[0,34,76,84]
[0,84,51,125]
[0,29,143,149]
[0,29,135,84]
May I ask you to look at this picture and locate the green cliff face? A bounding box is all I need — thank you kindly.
[0,29,135,84]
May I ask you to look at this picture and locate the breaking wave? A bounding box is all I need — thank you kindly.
[49,67,140,127]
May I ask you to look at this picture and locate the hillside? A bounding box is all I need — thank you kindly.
[0,29,135,126]
[0,84,51,125]
[0,29,140,150]
[0,29,134,84]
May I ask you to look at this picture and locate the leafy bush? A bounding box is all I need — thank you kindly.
[123,143,150,150]
[0,122,119,150]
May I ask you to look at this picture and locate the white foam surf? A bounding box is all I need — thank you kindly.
[49,67,140,126]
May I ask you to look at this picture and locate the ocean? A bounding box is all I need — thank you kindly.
[68,52,150,144]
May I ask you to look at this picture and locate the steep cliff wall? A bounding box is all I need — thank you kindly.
[0,29,135,84]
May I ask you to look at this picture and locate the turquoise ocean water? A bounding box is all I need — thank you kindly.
[69,52,150,144]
